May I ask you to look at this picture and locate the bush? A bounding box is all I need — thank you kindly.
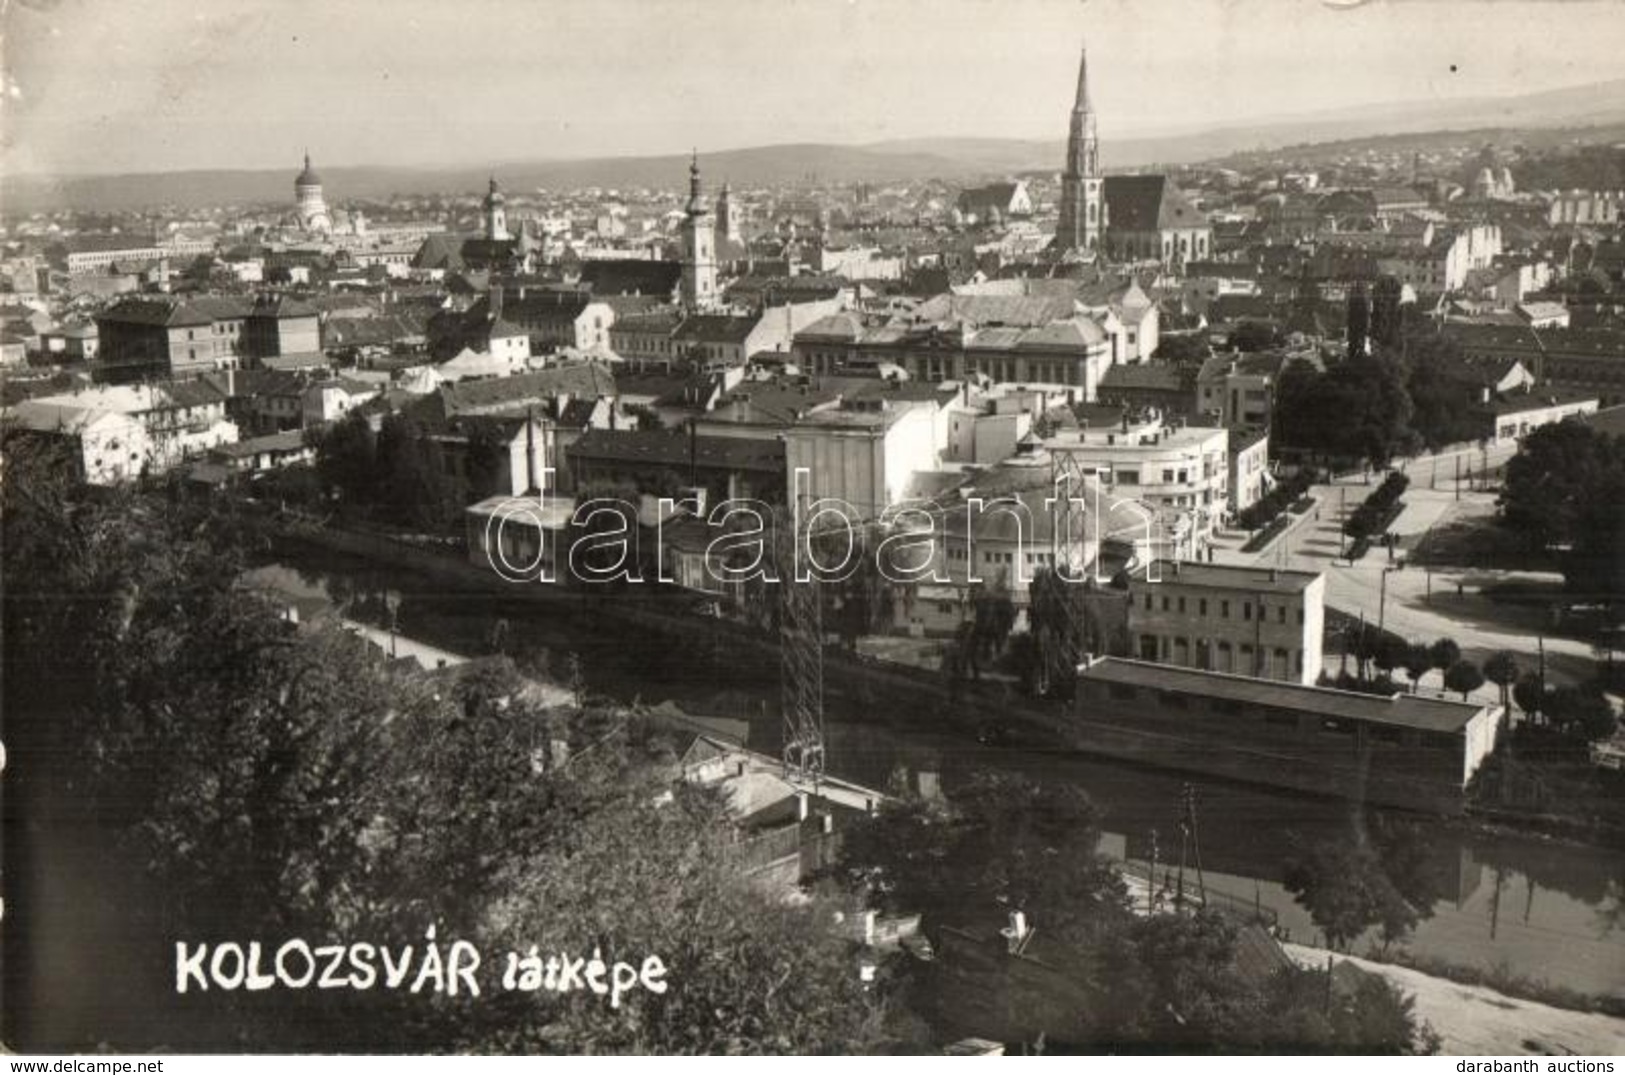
[1236,468,1320,531]
[1345,471,1410,539]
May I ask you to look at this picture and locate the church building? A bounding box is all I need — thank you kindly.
[294,152,332,235]
[1053,48,1211,270]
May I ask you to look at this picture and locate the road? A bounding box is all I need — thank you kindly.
[1212,442,1597,695]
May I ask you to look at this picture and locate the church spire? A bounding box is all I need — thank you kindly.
[1074,46,1091,114]
[686,149,707,215]
[1054,40,1103,257]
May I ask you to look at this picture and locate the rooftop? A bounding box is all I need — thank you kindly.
[1078,657,1490,733]
[1130,559,1320,594]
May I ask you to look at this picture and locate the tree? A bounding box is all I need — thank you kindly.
[1153,334,1211,363]
[1482,651,1520,712]
[1370,275,1404,350]
[1346,282,1370,361]
[1230,319,1281,353]
[1545,686,1618,742]
[1284,820,1438,955]
[1345,351,1418,468]
[5,468,903,1052]
[1513,672,1546,723]
[1443,658,1485,701]
[831,771,1126,953]
[1402,643,1432,694]
[1371,632,1408,683]
[968,569,1016,667]
[311,410,378,504]
[1570,465,1625,597]
[374,412,459,532]
[1499,421,1625,556]
[1427,638,1461,674]
[1405,336,1485,452]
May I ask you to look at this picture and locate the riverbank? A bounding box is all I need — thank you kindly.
[272,519,1625,849]
[1281,943,1625,1055]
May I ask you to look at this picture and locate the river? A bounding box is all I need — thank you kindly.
[252,549,1625,999]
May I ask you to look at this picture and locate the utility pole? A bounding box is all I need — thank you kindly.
[1338,486,1347,560]
[1454,455,1461,502]
[1148,829,1159,915]
[1537,635,1546,726]
[1183,783,1207,906]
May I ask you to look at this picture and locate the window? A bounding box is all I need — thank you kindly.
[1144,593,1153,611]
[1199,598,1208,616]
[1109,683,1137,701]
[1158,690,1188,710]
[1177,596,1186,613]
[1320,718,1354,736]
[1264,712,1298,729]
[1296,609,1304,626]
[1221,600,1230,619]
[1212,697,1242,715]
[1243,602,1252,621]
[1161,595,1170,612]
[1278,606,1287,624]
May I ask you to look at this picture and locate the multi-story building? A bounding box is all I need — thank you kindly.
[244,295,321,360]
[1229,429,1271,518]
[1195,352,1296,430]
[95,296,249,382]
[784,401,938,521]
[95,293,322,383]
[1125,560,1325,684]
[794,294,1114,399]
[444,288,615,357]
[1041,416,1229,554]
[15,381,237,475]
[1440,323,1625,408]
[1546,190,1622,226]
[6,401,150,485]
[610,311,685,367]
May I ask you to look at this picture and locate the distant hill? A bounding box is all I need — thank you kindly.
[6,77,1625,211]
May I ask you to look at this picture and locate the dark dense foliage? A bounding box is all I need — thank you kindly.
[1499,421,1625,596]
[831,773,1438,1053]
[1,445,905,1053]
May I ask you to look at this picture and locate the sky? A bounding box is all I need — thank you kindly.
[2,0,1623,177]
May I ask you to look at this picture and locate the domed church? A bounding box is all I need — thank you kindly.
[294,152,333,235]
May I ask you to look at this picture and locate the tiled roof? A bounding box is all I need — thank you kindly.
[438,362,617,417]
[568,429,784,473]
[1100,363,1191,393]
[1480,387,1598,416]
[913,292,1078,327]
[578,259,682,297]
[1079,657,1487,732]
[1103,175,1207,233]
[96,298,214,328]
[674,314,758,345]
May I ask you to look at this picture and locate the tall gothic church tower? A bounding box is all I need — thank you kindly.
[1054,46,1103,255]
[681,153,718,310]
[483,176,510,241]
